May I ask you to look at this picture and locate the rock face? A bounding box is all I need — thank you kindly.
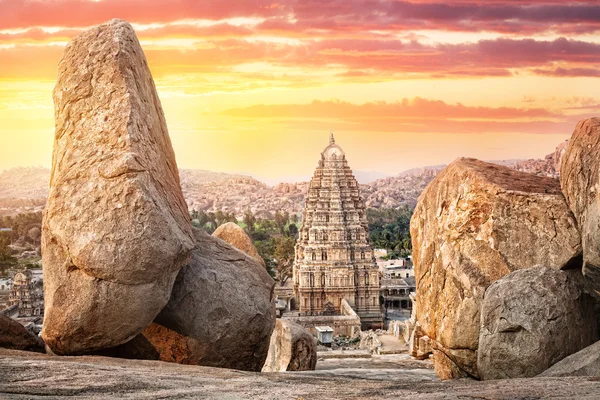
[262,319,317,372]
[560,118,600,293]
[151,228,275,372]
[411,158,581,379]
[41,19,195,355]
[540,339,600,377]
[212,222,265,267]
[478,267,597,380]
[0,315,44,353]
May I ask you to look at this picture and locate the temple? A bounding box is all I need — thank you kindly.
[291,133,383,330]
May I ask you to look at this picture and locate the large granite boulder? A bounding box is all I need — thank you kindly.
[147,228,276,372]
[410,158,581,379]
[560,118,600,293]
[212,222,265,267]
[0,315,44,353]
[41,19,195,355]
[262,319,317,372]
[478,267,597,380]
[539,340,600,377]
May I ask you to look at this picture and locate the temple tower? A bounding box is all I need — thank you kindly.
[293,134,382,329]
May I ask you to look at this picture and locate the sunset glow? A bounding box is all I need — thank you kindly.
[1,0,599,183]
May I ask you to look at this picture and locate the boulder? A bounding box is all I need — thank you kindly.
[478,267,597,380]
[560,118,600,293]
[41,19,195,355]
[410,158,581,379]
[262,319,317,372]
[539,340,600,377]
[408,324,432,360]
[149,228,276,372]
[212,222,265,267]
[0,315,44,353]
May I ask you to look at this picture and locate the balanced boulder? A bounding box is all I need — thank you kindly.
[411,158,581,379]
[560,118,600,293]
[148,229,276,372]
[262,319,317,372]
[478,267,596,380]
[41,19,195,354]
[213,222,265,267]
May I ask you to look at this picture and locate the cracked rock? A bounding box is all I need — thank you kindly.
[41,19,194,355]
[479,267,597,379]
[560,118,600,294]
[410,158,581,379]
[146,228,276,372]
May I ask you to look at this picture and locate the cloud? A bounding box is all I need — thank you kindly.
[1,0,599,35]
[223,97,561,120]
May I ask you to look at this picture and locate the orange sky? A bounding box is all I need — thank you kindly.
[1,0,600,184]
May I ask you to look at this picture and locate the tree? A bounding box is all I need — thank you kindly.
[273,236,295,285]
[243,209,256,234]
[0,232,16,271]
[274,210,285,234]
[27,226,41,245]
[287,223,298,238]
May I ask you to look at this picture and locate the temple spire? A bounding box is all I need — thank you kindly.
[330,132,335,145]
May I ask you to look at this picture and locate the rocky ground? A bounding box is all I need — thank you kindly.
[1,349,600,399]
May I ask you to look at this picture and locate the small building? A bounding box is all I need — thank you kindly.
[8,271,43,318]
[315,326,334,345]
[0,277,13,291]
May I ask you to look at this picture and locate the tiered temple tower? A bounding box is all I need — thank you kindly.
[293,134,382,329]
[8,271,43,317]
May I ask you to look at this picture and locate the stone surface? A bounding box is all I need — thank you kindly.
[151,228,275,372]
[0,315,44,353]
[3,349,600,399]
[540,340,600,377]
[262,319,317,372]
[408,324,432,360]
[411,157,581,379]
[478,267,597,380]
[41,19,194,355]
[212,222,265,267]
[560,118,600,293]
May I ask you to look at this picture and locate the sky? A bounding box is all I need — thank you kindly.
[1,0,600,184]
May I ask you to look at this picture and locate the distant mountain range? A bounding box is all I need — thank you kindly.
[0,142,567,216]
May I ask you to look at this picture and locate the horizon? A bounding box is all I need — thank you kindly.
[1,1,598,182]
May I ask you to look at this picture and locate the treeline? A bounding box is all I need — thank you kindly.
[190,209,299,284]
[367,206,413,259]
[0,212,42,244]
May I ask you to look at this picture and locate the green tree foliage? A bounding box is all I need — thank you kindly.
[367,206,413,258]
[0,231,16,272]
[273,236,295,285]
[190,210,236,233]
[0,212,42,243]
[243,209,257,234]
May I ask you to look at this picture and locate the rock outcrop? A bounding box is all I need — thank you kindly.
[478,267,597,380]
[539,340,600,377]
[262,319,317,372]
[0,315,44,353]
[212,222,265,267]
[560,118,600,293]
[411,158,581,379]
[147,229,276,372]
[41,19,195,355]
[6,348,600,400]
